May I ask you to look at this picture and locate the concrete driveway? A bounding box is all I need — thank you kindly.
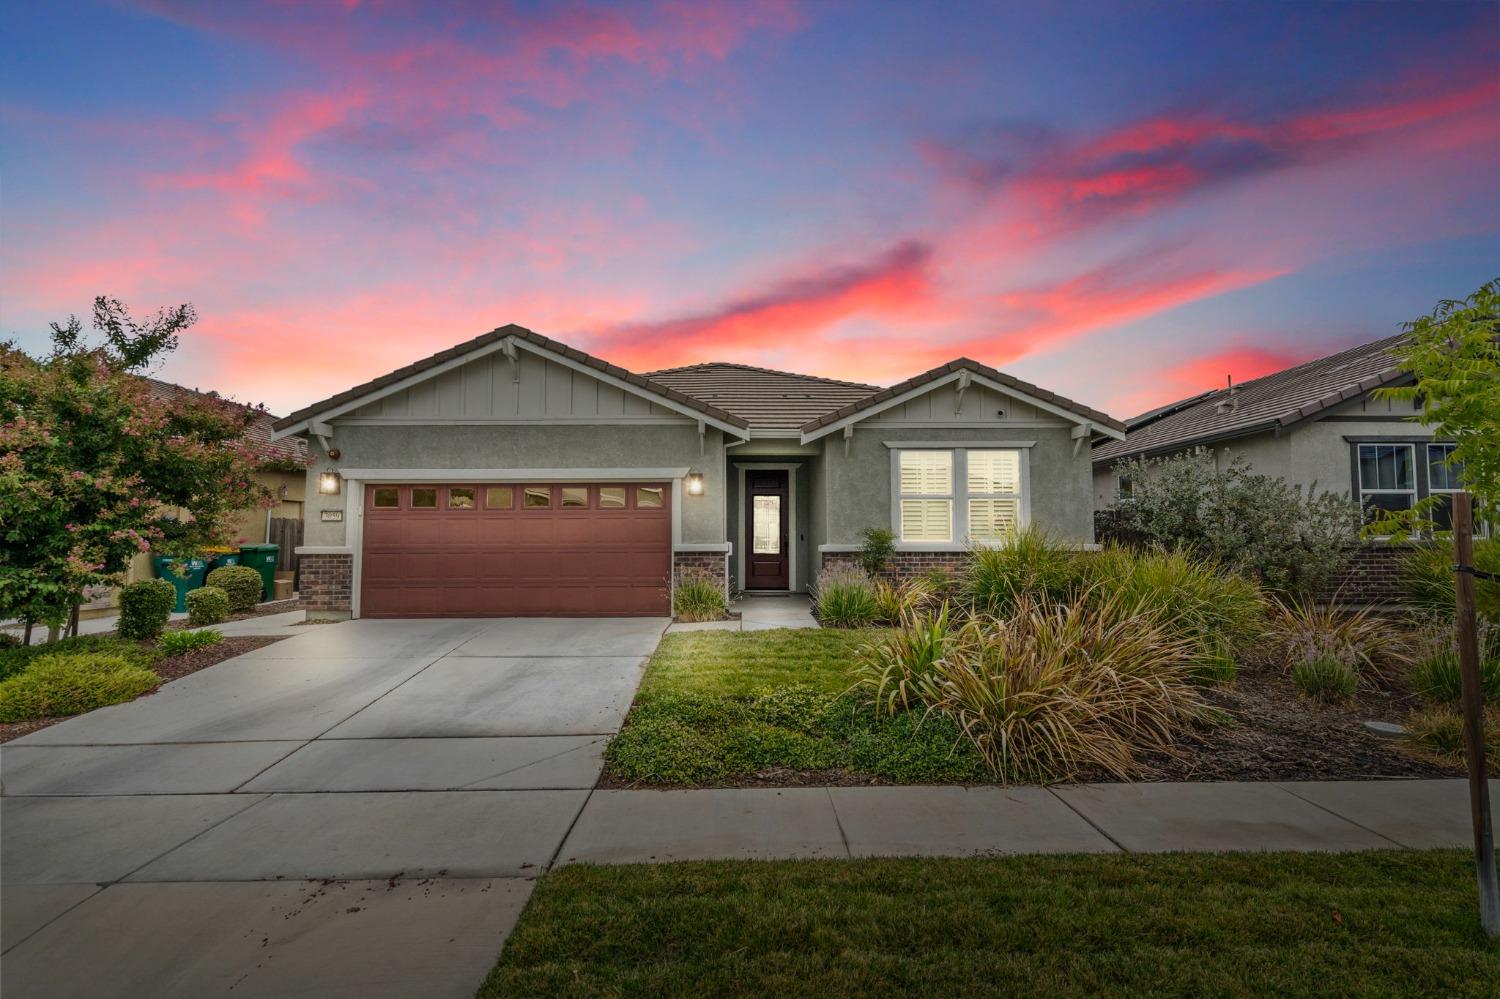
[0,616,668,999]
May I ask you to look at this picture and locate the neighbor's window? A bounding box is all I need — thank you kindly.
[485,486,514,509]
[599,487,626,508]
[636,486,664,509]
[448,487,476,509]
[524,487,551,508]
[897,450,953,543]
[410,487,438,509]
[1356,444,1415,521]
[372,487,399,508]
[560,487,588,508]
[1426,443,1488,537]
[966,450,1022,542]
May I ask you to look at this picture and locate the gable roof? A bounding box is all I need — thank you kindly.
[1092,332,1410,465]
[799,357,1127,440]
[272,324,749,436]
[146,378,307,463]
[645,362,878,434]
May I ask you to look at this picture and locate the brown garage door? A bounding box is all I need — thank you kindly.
[361,482,671,618]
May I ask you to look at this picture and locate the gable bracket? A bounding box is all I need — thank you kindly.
[1071,421,1092,457]
[844,424,854,458]
[500,337,520,383]
[698,419,706,456]
[953,369,972,416]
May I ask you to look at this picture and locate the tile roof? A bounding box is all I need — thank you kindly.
[145,378,307,462]
[272,324,749,433]
[1092,333,1410,464]
[799,357,1127,437]
[644,362,878,433]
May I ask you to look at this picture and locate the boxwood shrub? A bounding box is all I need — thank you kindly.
[205,565,264,613]
[118,579,176,640]
[187,585,231,626]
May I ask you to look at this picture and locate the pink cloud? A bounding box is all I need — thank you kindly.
[1110,345,1313,417]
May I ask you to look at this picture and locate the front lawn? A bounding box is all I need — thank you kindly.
[603,629,990,786]
[480,850,1500,997]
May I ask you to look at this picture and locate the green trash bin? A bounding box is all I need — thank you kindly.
[237,544,280,602]
[206,551,240,573]
[152,556,208,613]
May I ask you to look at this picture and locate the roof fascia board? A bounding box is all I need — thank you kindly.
[801,369,1125,444]
[508,338,747,437]
[274,334,747,440]
[1091,419,1280,468]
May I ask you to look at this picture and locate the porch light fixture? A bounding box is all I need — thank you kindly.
[685,471,705,496]
[318,471,342,496]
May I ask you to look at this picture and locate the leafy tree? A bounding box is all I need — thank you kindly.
[1099,449,1362,595]
[0,297,275,632]
[1369,278,1500,539]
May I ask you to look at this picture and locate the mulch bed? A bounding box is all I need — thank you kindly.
[0,634,289,744]
[162,598,302,632]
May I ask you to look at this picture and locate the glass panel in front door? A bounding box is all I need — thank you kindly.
[753,496,781,554]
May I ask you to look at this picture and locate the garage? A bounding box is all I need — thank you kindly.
[360,482,671,618]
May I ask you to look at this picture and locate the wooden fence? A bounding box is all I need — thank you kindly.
[268,517,303,573]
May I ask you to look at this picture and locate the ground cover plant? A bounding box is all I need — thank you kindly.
[0,650,160,721]
[480,850,1500,998]
[158,628,223,656]
[603,629,988,785]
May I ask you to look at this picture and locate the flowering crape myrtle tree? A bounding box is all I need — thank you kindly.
[0,297,274,634]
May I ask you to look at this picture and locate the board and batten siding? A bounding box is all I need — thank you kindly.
[343,349,683,423]
[863,382,1053,426]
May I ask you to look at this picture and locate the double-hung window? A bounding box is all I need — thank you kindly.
[895,448,1026,544]
[1356,443,1415,521]
[1426,443,1489,537]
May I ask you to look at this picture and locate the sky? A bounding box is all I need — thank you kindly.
[2,0,1497,420]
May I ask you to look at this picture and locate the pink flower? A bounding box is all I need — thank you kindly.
[72,471,84,480]
[130,498,140,507]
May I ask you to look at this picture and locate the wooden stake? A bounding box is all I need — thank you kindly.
[1454,491,1498,936]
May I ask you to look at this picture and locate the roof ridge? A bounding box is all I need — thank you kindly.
[646,360,880,390]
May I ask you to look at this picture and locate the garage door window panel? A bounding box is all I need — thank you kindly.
[371,487,400,509]
[410,487,438,509]
[447,487,476,509]
[524,487,552,509]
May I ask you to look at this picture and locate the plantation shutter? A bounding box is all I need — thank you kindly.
[899,451,952,495]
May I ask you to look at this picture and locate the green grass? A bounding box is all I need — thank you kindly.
[605,629,988,785]
[479,851,1500,998]
[635,629,887,698]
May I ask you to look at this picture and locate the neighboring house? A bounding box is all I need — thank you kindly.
[271,324,1124,619]
[1091,333,1468,602]
[82,380,308,616]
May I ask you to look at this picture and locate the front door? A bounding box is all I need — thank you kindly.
[745,469,789,590]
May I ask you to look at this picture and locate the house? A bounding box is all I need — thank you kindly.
[81,380,308,617]
[1091,333,1463,602]
[271,324,1124,619]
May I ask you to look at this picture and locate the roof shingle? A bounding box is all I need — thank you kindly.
[645,362,877,433]
[1092,333,1410,464]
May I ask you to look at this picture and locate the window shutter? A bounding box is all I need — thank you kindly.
[899,451,952,494]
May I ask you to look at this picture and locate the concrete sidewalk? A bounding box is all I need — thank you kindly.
[552,779,1498,865]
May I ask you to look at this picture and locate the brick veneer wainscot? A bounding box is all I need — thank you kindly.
[820,550,970,581]
[673,551,729,598]
[1318,544,1413,606]
[300,552,353,613]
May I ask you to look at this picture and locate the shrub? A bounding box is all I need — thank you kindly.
[0,634,158,682]
[1291,654,1359,702]
[1409,649,1500,704]
[1084,545,1265,681]
[922,565,958,602]
[117,579,176,640]
[856,527,896,576]
[813,566,879,628]
[1260,599,1415,685]
[914,593,1209,782]
[963,527,1084,616]
[852,602,957,714]
[186,585,231,626]
[871,577,933,624]
[0,652,159,722]
[673,569,727,623]
[1403,706,1500,769]
[0,633,19,649]
[158,628,223,656]
[205,565,264,613]
[1100,450,1362,595]
[1400,539,1500,622]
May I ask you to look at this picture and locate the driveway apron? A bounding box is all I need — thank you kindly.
[1,616,668,999]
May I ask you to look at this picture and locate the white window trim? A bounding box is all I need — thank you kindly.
[1426,442,1490,539]
[1356,443,1417,519]
[888,447,1031,549]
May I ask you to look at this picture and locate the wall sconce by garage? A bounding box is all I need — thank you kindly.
[318,471,342,496]
[685,471,705,496]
